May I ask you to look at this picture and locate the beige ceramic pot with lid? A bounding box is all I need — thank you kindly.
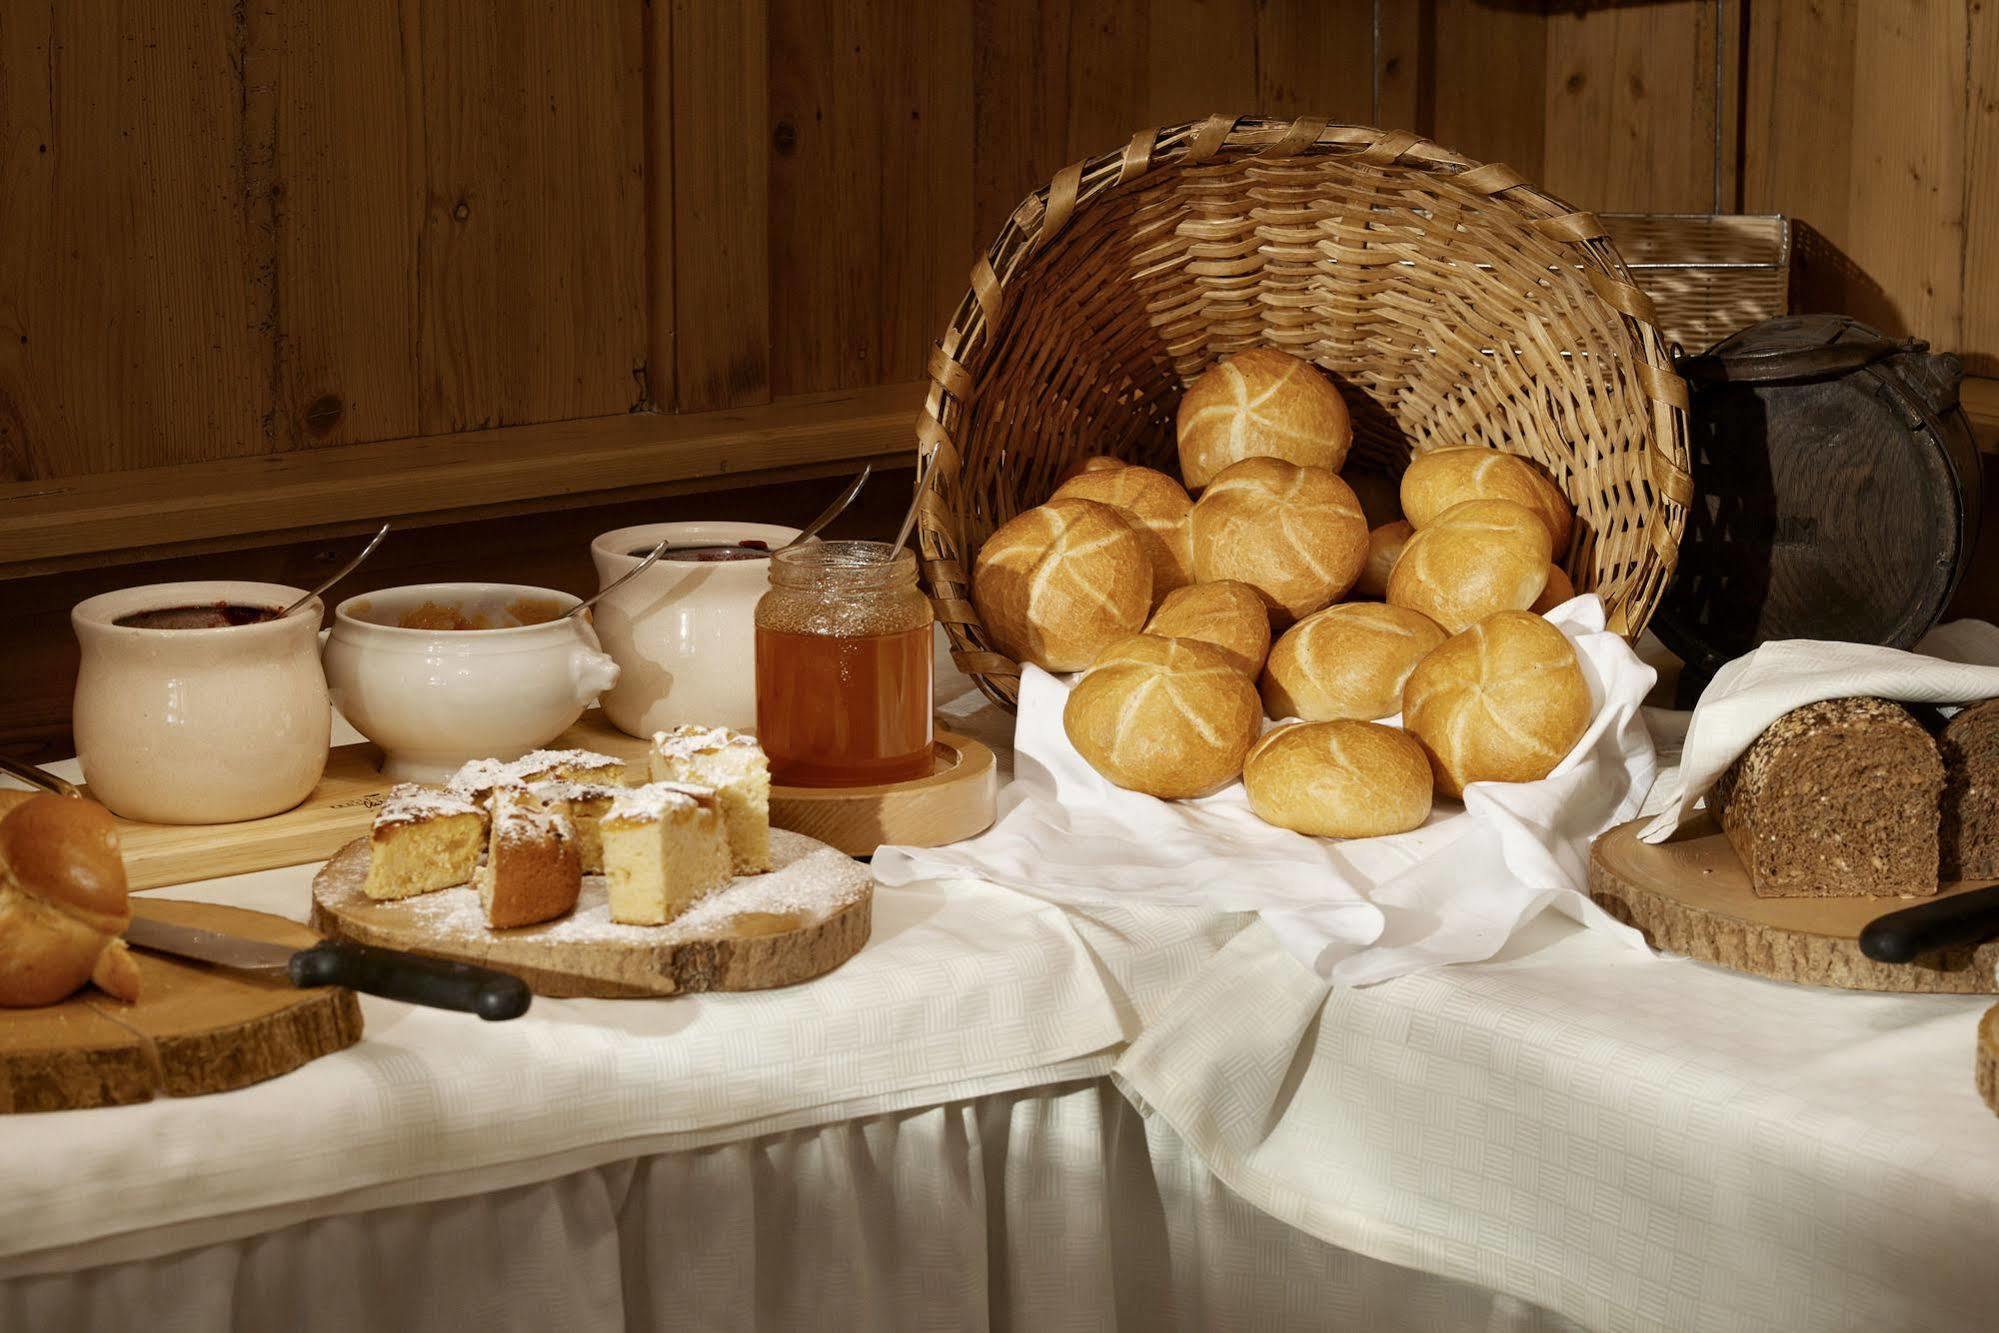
[589,521,802,737]
[71,581,331,824]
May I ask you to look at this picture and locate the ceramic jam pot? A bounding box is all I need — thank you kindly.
[71,581,330,824]
[589,521,801,737]
[321,583,620,783]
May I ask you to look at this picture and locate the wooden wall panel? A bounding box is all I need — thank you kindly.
[669,0,770,412]
[1542,0,1723,213]
[1255,0,1398,126]
[1425,0,1546,177]
[416,0,649,433]
[0,3,276,479]
[1966,0,1999,376]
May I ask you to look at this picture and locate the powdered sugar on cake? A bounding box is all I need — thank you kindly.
[652,725,760,761]
[515,747,623,776]
[375,783,480,828]
[447,758,523,802]
[604,782,716,824]
[380,828,865,945]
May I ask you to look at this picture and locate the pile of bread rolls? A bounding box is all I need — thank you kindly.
[970,347,1594,841]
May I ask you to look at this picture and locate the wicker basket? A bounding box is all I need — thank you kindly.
[914,116,1692,710]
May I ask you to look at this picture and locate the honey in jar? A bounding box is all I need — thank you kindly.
[754,541,934,787]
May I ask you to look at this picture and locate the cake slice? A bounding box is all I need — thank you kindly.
[362,785,485,901]
[514,748,628,787]
[649,726,772,874]
[1940,698,1999,880]
[447,757,526,808]
[527,779,622,874]
[600,783,733,925]
[476,788,582,929]
[1710,696,1942,898]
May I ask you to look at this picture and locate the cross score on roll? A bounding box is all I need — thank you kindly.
[969,347,1589,840]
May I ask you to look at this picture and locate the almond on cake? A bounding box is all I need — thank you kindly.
[362,785,485,901]
[477,788,582,929]
[600,783,733,926]
[649,725,772,874]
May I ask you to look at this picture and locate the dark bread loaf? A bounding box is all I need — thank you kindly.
[1939,698,1999,880]
[1709,696,1942,898]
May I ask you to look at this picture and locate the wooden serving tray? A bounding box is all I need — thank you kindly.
[1980,1006,1999,1118]
[88,714,997,889]
[0,899,362,1113]
[310,829,871,998]
[1589,815,1999,993]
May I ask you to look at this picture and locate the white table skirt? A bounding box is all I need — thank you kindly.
[3,1077,1579,1333]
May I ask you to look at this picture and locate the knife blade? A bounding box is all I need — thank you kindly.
[1857,883,1999,965]
[125,918,532,1021]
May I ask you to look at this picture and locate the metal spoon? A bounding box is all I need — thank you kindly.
[567,537,669,620]
[776,464,874,553]
[280,523,391,618]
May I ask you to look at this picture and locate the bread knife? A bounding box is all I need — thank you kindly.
[124,918,532,1020]
[1857,885,1999,965]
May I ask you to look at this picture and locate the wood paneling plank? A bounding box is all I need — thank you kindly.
[1426,0,1545,177]
[1145,0,1255,127]
[670,0,769,411]
[1962,0,1999,376]
[416,0,649,433]
[1255,0,1381,126]
[0,2,274,479]
[971,0,1074,244]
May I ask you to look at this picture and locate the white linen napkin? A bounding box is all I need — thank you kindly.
[1637,620,1999,844]
[874,597,1661,984]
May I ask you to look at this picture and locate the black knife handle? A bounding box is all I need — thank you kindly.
[1858,884,1999,964]
[289,941,532,1021]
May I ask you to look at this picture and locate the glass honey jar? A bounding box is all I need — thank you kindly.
[754,541,934,787]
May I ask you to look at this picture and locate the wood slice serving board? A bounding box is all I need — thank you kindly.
[1980,1007,1999,1117]
[311,827,872,998]
[91,715,996,889]
[1590,816,1999,993]
[0,899,362,1113]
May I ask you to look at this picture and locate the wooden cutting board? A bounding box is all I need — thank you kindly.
[1589,815,1999,993]
[90,714,996,889]
[310,828,872,998]
[0,899,362,1113]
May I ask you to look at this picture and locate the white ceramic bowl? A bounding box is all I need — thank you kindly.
[589,521,801,737]
[323,583,621,782]
[72,580,330,824]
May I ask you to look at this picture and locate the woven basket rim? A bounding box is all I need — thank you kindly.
[911,114,1693,714]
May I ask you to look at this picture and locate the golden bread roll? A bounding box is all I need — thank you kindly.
[0,794,141,1007]
[1058,454,1127,484]
[1243,720,1433,837]
[1052,464,1195,601]
[1400,447,1573,550]
[1176,348,1353,488]
[1189,457,1369,625]
[973,499,1153,672]
[1355,519,1413,598]
[1144,580,1272,677]
[1345,471,1404,529]
[1260,602,1446,722]
[1531,563,1575,614]
[1386,497,1553,633]
[1402,610,1591,798]
[1063,635,1262,798]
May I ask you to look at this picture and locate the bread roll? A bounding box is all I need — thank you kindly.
[1355,519,1413,598]
[1063,635,1262,798]
[1176,348,1353,488]
[1059,454,1127,484]
[1189,457,1368,624]
[1386,498,1553,633]
[1244,720,1433,837]
[1530,563,1575,614]
[1402,611,1591,798]
[1400,447,1573,550]
[1053,464,1195,601]
[1260,602,1446,722]
[973,499,1153,672]
[1144,580,1271,677]
[0,794,141,1007]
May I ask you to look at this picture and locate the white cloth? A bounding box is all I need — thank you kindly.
[876,599,1659,985]
[1113,914,1999,1333]
[2,1079,1577,1333]
[1640,620,1999,842]
[0,857,1244,1268]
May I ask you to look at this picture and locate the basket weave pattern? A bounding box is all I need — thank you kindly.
[915,117,1693,710]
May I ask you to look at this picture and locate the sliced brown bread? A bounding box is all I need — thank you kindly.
[1709,696,1942,898]
[1940,698,1999,880]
